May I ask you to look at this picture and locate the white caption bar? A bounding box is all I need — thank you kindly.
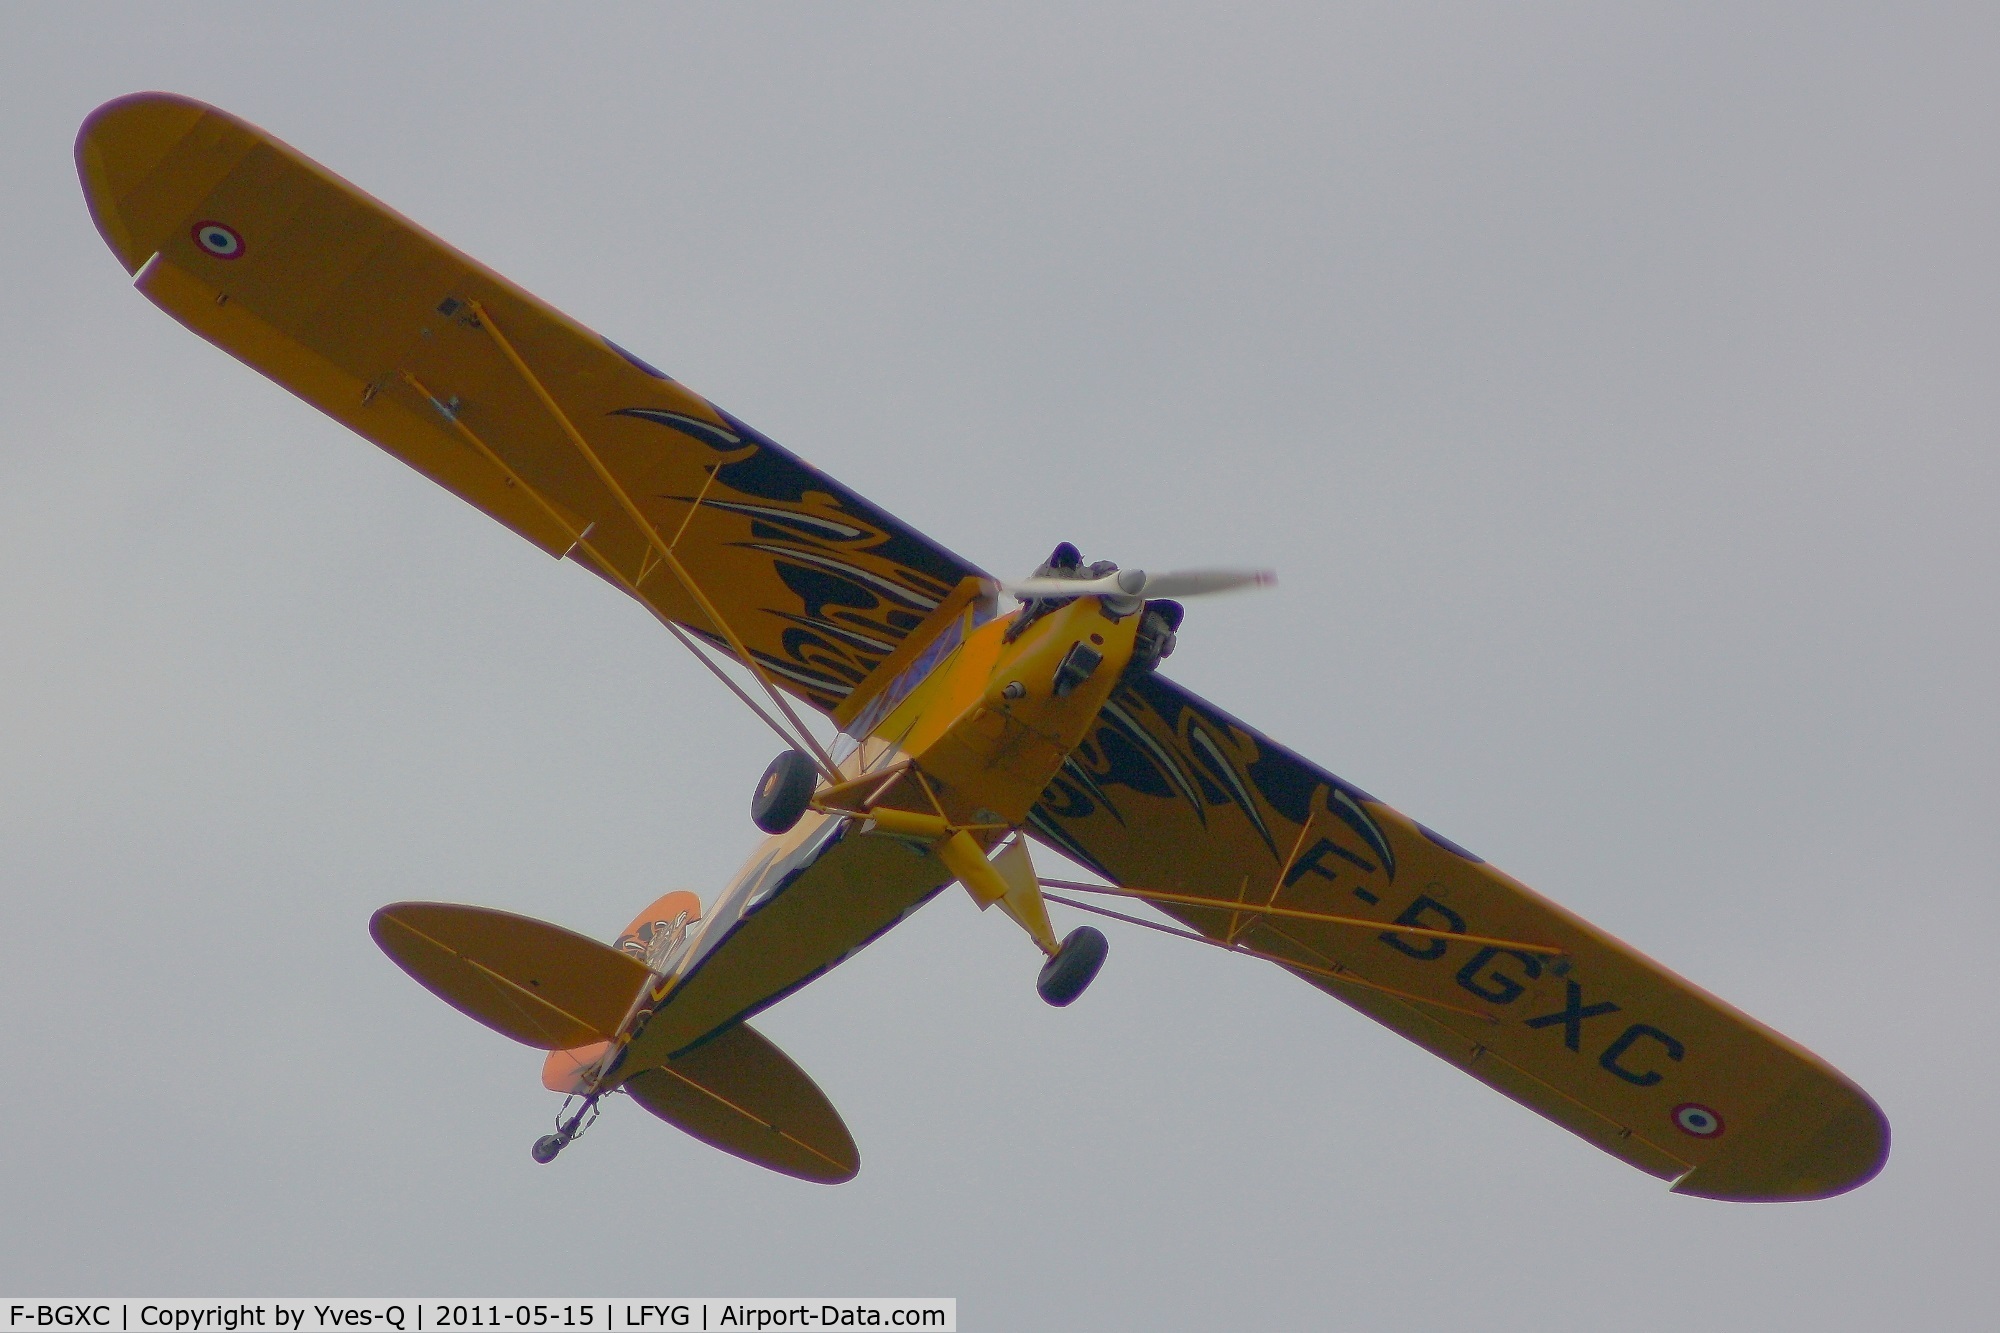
[2,1303,954,1333]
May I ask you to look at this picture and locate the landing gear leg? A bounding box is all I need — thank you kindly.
[939,833,1111,1005]
[941,834,1061,955]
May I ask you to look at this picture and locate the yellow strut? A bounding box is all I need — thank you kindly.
[841,807,1059,955]
[397,372,809,764]
[1042,892,1498,1023]
[1229,814,1319,944]
[466,301,839,781]
[1040,878,1565,957]
[812,761,913,812]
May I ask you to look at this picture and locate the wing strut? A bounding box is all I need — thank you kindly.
[1040,877,1565,956]
[808,797,1060,955]
[398,370,819,768]
[1042,891,1499,1022]
[465,301,840,781]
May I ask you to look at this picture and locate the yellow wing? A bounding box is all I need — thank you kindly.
[1028,673,1888,1201]
[76,93,990,719]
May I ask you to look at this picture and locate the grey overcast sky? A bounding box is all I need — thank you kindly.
[3,4,1995,1327]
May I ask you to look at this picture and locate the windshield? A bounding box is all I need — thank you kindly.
[837,595,999,746]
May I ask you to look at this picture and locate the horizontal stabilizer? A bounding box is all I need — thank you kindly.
[371,902,650,1050]
[622,1023,859,1184]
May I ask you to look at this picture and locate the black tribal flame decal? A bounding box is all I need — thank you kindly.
[612,406,985,712]
[1030,672,1396,887]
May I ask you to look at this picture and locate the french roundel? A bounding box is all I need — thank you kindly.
[1672,1102,1725,1138]
[191,221,244,259]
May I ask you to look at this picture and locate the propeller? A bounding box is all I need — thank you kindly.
[1000,567,1275,603]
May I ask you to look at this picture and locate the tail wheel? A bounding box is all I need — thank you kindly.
[1036,926,1110,1006]
[751,749,819,834]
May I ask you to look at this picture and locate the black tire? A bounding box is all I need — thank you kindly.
[1036,926,1110,1007]
[530,1134,564,1164]
[751,749,818,834]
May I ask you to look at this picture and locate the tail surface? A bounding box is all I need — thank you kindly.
[618,1024,859,1183]
[370,902,649,1048]
[372,898,859,1181]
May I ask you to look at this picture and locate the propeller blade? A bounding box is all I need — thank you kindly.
[1133,568,1275,597]
[999,567,1275,601]
[999,573,1126,600]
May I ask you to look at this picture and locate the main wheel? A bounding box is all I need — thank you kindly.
[1036,926,1110,1007]
[751,749,818,834]
[530,1133,565,1164]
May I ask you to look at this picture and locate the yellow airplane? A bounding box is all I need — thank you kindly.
[77,92,1887,1199]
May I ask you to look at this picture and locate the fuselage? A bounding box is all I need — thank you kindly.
[586,593,1142,1085]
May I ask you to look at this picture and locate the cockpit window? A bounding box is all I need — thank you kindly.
[840,596,998,742]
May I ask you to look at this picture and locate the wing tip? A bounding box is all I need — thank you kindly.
[76,92,218,273]
[1669,1078,1890,1203]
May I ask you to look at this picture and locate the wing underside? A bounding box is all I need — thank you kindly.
[77,92,990,721]
[1028,673,1888,1201]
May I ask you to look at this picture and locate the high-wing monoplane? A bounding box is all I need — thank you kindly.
[77,93,1887,1199]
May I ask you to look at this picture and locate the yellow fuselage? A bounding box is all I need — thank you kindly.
[605,597,1138,1077]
